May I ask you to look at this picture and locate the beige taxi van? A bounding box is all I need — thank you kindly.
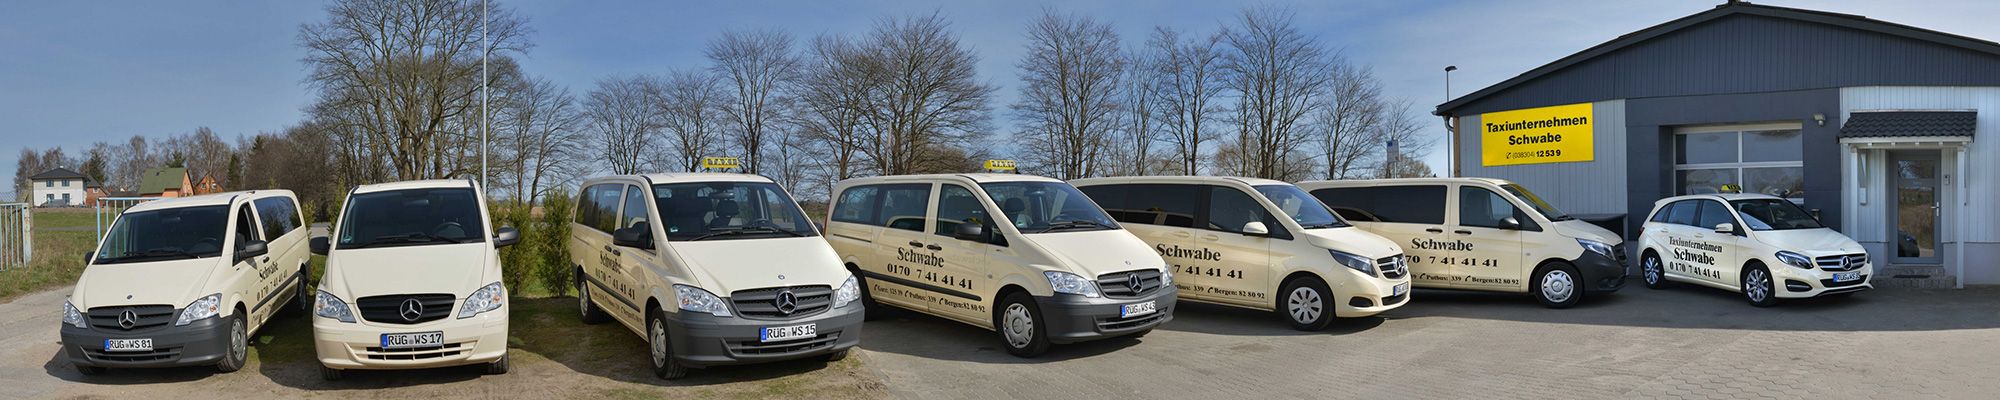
[570,173,862,379]
[1298,178,1627,308]
[825,174,1175,357]
[62,190,310,375]
[309,179,518,380]
[1072,176,1408,331]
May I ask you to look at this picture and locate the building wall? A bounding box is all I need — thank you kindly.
[1456,99,1630,219]
[1840,86,1999,284]
[1622,89,1845,241]
[29,179,87,207]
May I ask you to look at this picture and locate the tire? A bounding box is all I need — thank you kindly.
[74,365,105,376]
[319,364,343,381]
[994,292,1051,358]
[294,267,313,315]
[1279,275,1335,331]
[577,269,610,325]
[1641,251,1669,290]
[214,314,248,373]
[1532,262,1584,309]
[647,309,688,379]
[485,352,510,375]
[822,348,850,363]
[1742,265,1779,307]
[852,268,886,321]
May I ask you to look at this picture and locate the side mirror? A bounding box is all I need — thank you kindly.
[1809,208,1823,222]
[814,221,827,233]
[1242,221,1270,236]
[613,224,653,249]
[236,240,269,262]
[1498,217,1522,230]
[310,236,330,255]
[1713,223,1736,234]
[493,227,520,248]
[82,251,94,265]
[952,223,985,241]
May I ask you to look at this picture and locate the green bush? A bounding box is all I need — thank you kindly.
[493,200,537,295]
[534,189,576,297]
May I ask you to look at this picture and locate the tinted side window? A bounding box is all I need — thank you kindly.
[1120,184,1199,228]
[1310,188,1375,222]
[1077,185,1133,222]
[878,184,932,232]
[1649,204,1673,223]
[584,184,624,233]
[1313,185,1447,225]
[1458,187,1522,229]
[832,186,881,225]
[1695,200,1736,229]
[253,197,299,238]
[1204,187,1275,234]
[935,184,1001,245]
[234,205,262,249]
[618,185,649,231]
[1665,200,1700,226]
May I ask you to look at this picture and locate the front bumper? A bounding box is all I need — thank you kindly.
[1033,285,1177,345]
[60,315,229,369]
[1775,264,1873,298]
[664,302,864,368]
[313,306,509,371]
[1333,272,1411,318]
[1574,248,1629,293]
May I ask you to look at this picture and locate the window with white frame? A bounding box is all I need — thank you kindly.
[1673,124,1805,202]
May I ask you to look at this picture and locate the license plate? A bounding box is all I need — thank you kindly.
[1834,272,1860,282]
[1392,282,1410,296]
[380,331,444,349]
[104,338,153,352]
[1120,301,1157,318]
[760,324,817,343]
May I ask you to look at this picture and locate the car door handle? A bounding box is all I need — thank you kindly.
[602,245,621,256]
[908,241,926,248]
[925,244,942,251]
[1170,231,1191,238]
[1425,228,1444,233]
[1200,234,1220,241]
[1453,230,1473,235]
[259,256,270,264]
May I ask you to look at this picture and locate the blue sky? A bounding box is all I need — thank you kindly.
[6,0,1999,198]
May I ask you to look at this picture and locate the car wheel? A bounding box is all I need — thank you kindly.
[215,314,247,373]
[854,271,887,321]
[822,348,850,363]
[1532,262,1583,309]
[74,365,104,376]
[995,292,1050,357]
[1641,252,1669,290]
[319,364,343,381]
[648,309,687,379]
[577,270,609,324]
[485,352,510,375]
[1279,275,1335,331]
[295,267,313,315]
[1742,265,1779,307]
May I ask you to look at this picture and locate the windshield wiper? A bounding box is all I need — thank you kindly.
[1033,220,1114,233]
[1299,222,1347,229]
[101,247,200,263]
[689,226,804,241]
[349,232,465,249]
[1548,215,1576,221]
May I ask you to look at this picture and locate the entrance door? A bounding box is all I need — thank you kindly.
[1889,150,1941,264]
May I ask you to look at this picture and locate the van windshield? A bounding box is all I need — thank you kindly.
[1501,184,1573,221]
[337,188,487,249]
[979,181,1119,234]
[1253,185,1348,229]
[653,182,818,241]
[93,206,229,264]
[1731,198,1823,230]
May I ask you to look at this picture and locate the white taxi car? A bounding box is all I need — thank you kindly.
[1636,193,1871,306]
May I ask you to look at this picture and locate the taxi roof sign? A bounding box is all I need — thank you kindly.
[982,159,1017,172]
[700,157,741,171]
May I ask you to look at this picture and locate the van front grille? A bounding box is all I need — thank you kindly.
[1377,256,1407,279]
[356,294,456,325]
[1098,269,1165,299]
[732,285,833,320]
[87,305,176,332]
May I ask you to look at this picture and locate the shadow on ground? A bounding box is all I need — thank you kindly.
[853,305,1144,364]
[1375,281,2000,332]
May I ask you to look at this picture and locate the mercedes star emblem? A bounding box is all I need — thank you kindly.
[1127,273,1143,292]
[774,290,799,314]
[118,309,139,329]
[400,298,424,322]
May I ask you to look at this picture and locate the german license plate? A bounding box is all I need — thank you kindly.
[1120,301,1157,318]
[1834,272,1860,282]
[380,331,444,349]
[104,338,153,352]
[1392,282,1410,296]
[761,324,816,342]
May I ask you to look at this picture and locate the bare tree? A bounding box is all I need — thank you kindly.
[497,76,586,202]
[297,0,531,180]
[1107,46,1162,177]
[655,68,729,172]
[1316,62,1388,179]
[1375,101,1437,178]
[793,34,876,182]
[707,29,799,174]
[585,75,659,175]
[1012,10,1125,179]
[1222,7,1332,180]
[1149,27,1225,176]
[852,13,995,175]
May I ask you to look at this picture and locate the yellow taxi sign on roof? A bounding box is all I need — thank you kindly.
[700,157,741,171]
[982,159,1016,172]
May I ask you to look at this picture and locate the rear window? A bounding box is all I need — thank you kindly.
[1664,200,1700,226]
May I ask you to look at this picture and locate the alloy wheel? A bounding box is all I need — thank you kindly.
[1643,257,1662,285]
[1745,269,1770,302]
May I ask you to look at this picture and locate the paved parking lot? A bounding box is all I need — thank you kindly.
[860,285,2000,399]
[4,283,1996,399]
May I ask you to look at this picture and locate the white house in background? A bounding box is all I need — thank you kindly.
[29,167,90,207]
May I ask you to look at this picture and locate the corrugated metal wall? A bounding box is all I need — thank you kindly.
[1840,86,1999,243]
[1457,100,1629,215]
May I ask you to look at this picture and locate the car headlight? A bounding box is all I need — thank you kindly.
[63,299,86,328]
[315,290,356,323]
[675,284,732,317]
[1775,250,1813,270]
[1577,239,1615,258]
[174,293,222,326]
[1330,249,1375,275]
[1159,265,1174,287]
[459,282,506,319]
[1044,271,1100,298]
[832,274,861,309]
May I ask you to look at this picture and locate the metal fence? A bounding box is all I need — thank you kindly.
[94,197,156,245]
[1,203,28,270]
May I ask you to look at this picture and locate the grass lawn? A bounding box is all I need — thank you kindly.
[0,208,98,303]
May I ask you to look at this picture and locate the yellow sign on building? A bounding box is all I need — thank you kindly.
[1479,103,1594,166]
